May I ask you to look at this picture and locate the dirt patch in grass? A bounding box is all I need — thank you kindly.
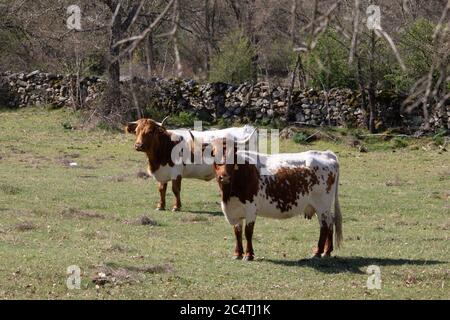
[105,174,129,182]
[57,158,77,167]
[14,221,37,232]
[6,145,26,154]
[105,244,135,253]
[61,208,105,219]
[0,184,22,195]
[123,215,159,226]
[138,215,158,226]
[92,263,172,286]
[181,215,209,223]
[438,222,450,231]
[443,190,450,201]
[385,176,405,187]
[64,153,80,159]
[78,174,98,179]
[136,171,150,179]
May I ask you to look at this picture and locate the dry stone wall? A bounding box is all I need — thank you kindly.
[1,71,448,132]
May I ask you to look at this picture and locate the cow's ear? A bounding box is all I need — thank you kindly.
[125,122,138,134]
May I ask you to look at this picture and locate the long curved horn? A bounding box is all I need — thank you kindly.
[160,116,169,127]
[235,128,257,144]
[188,130,195,141]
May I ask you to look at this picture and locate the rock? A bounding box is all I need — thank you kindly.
[234,107,242,115]
[26,70,40,79]
[16,80,28,87]
[272,90,281,98]
[359,145,368,153]
[295,113,305,122]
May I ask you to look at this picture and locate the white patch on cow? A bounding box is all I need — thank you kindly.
[221,197,246,225]
[182,164,216,180]
[149,164,182,183]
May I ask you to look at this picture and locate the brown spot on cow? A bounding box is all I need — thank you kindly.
[233,223,244,259]
[209,138,260,204]
[326,172,336,193]
[214,163,260,204]
[244,222,255,261]
[265,167,320,212]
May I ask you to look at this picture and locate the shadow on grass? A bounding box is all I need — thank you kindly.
[182,209,223,216]
[266,256,446,274]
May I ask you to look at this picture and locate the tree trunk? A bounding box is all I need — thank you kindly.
[171,0,182,78]
[356,56,368,127]
[246,0,258,83]
[287,53,302,122]
[145,32,156,78]
[290,0,297,44]
[204,0,216,74]
[106,14,122,115]
[367,30,376,133]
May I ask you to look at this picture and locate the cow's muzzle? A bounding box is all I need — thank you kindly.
[219,175,230,184]
[134,143,144,151]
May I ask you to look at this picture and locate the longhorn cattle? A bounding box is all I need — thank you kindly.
[202,136,343,260]
[125,118,255,211]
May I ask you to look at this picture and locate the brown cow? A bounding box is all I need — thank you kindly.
[125,118,256,211]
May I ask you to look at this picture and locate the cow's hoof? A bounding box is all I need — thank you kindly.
[233,255,243,260]
[155,207,165,211]
[311,253,322,259]
[243,255,254,261]
[322,253,332,258]
[171,207,181,212]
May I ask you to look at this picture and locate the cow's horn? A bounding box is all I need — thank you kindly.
[160,116,169,127]
[236,128,257,144]
[188,130,195,141]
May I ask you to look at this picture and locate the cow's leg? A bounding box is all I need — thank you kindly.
[156,182,167,210]
[244,221,255,261]
[171,175,182,212]
[313,216,331,258]
[323,226,334,257]
[233,221,244,260]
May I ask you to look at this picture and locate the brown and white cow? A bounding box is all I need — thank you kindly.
[125,118,255,211]
[203,137,343,260]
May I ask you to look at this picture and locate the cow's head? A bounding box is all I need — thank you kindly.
[209,138,235,185]
[125,117,169,152]
[199,129,256,186]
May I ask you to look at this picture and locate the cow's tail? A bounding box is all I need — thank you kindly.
[334,165,343,249]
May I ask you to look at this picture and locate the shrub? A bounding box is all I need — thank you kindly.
[209,31,255,84]
[432,129,448,146]
[260,39,297,77]
[385,19,435,93]
[304,29,357,89]
[142,103,167,122]
[293,132,309,144]
[391,137,408,149]
[168,111,198,127]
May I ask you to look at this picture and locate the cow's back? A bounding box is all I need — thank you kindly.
[253,151,339,219]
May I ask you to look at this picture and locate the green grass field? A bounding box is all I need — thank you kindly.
[0,108,449,299]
